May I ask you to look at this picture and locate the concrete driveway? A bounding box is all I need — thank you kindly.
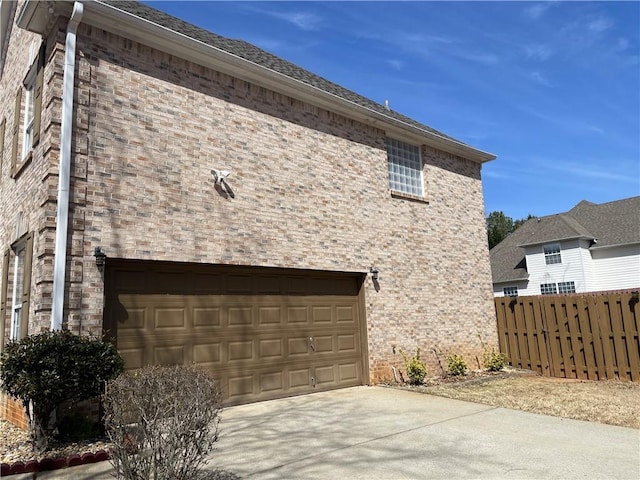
[13,386,640,479]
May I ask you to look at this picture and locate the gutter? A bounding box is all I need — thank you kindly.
[51,2,84,330]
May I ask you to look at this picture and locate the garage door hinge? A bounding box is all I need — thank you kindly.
[311,376,316,388]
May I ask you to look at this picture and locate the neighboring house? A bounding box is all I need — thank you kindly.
[491,197,640,297]
[0,0,497,411]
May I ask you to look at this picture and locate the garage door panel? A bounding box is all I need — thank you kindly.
[260,371,284,393]
[314,365,336,387]
[193,308,221,327]
[289,368,312,389]
[154,345,186,366]
[311,306,332,323]
[287,336,310,356]
[314,335,333,353]
[254,276,282,294]
[259,338,283,359]
[258,306,282,325]
[227,275,253,294]
[154,307,186,329]
[119,348,145,370]
[228,340,254,361]
[227,307,253,326]
[287,306,308,324]
[228,374,254,399]
[190,274,223,294]
[337,334,357,353]
[336,305,356,323]
[107,262,366,405]
[118,307,146,330]
[339,362,359,383]
[193,342,222,365]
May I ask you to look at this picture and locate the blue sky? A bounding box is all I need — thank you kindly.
[146,1,640,220]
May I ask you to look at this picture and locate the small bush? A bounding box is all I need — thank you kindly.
[483,348,508,372]
[103,364,222,480]
[446,353,468,376]
[0,330,124,452]
[399,348,427,385]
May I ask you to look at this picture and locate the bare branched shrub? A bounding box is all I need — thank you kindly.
[103,365,222,480]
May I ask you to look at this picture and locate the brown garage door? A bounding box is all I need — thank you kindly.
[104,261,368,405]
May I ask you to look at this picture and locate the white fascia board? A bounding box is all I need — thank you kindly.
[20,0,496,164]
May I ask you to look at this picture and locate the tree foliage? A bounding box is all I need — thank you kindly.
[486,211,535,249]
[0,330,124,452]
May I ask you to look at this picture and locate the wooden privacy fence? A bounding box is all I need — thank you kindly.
[495,291,640,382]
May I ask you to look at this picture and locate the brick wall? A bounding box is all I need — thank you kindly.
[0,393,27,430]
[72,24,497,381]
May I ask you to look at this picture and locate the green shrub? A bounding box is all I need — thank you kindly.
[399,348,427,385]
[483,348,508,372]
[0,330,124,452]
[445,353,468,376]
[103,365,222,480]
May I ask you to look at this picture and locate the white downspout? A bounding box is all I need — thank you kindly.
[51,2,84,331]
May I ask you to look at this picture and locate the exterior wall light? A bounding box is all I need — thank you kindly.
[93,246,106,271]
[369,266,379,281]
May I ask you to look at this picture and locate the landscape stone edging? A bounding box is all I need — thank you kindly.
[0,449,110,476]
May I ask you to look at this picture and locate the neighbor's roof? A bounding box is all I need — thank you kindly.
[490,196,640,284]
[16,0,495,162]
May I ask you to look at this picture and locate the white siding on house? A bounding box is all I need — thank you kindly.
[592,244,640,291]
[578,239,596,291]
[522,239,590,295]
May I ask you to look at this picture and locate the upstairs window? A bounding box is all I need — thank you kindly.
[558,281,576,294]
[11,42,44,177]
[544,243,561,265]
[540,283,557,295]
[21,75,36,159]
[503,286,518,297]
[386,138,423,197]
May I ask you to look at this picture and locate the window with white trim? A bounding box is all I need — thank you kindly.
[540,283,557,295]
[21,74,36,159]
[544,243,561,265]
[4,232,33,343]
[386,138,423,196]
[503,286,518,297]
[558,281,576,294]
[10,245,26,341]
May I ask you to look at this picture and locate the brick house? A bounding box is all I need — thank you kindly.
[1,0,497,413]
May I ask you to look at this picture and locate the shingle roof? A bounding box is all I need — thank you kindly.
[102,1,464,145]
[490,196,640,284]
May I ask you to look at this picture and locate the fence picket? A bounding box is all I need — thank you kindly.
[620,295,640,382]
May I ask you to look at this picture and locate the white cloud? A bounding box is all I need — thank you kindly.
[542,160,633,183]
[387,59,404,71]
[529,71,551,87]
[587,16,613,33]
[524,3,552,20]
[525,44,554,61]
[456,51,500,65]
[267,11,323,31]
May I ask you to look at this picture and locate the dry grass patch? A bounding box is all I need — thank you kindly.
[421,375,640,429]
